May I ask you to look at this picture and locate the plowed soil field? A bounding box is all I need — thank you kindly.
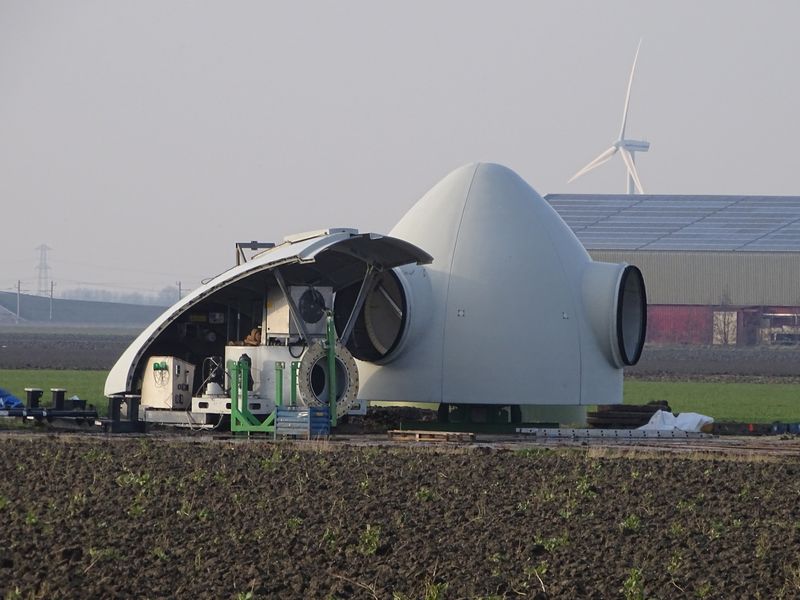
[3,328,800,380]
[1,435,799,599]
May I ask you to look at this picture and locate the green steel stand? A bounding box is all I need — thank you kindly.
[290,361,299,406]
[326,312,337,427]
[228,359,275,434]
[229,312,339,434]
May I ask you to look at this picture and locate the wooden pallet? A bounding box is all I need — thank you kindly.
[387,429,475,443]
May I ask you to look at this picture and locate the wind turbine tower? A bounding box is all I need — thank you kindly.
[569,40,649,194]
[36,244,52,297]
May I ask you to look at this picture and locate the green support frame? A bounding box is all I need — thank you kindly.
[326,312,338,427]
[228,359,275,434]
[228,310,340,434]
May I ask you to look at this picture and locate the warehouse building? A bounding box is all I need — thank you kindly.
[546,194,800,346]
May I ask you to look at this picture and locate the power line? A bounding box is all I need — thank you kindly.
[35,244,52,296]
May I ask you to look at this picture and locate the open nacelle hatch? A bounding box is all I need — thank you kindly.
[104,230,431,397]
[334,269,408,363]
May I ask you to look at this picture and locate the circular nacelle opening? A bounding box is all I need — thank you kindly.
[297,341,359,418]
[616,265,647,366]
[309,358,348,400]
[334,270,409,363]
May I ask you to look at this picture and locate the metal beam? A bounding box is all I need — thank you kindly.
[340,265,378,346]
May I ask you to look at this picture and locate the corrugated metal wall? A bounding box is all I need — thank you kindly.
[646,305,713,344]
[590,251,800,306]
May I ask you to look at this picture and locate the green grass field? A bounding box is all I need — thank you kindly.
[2,370,800,424]
[0,370,108,414]
[624,380,800,423]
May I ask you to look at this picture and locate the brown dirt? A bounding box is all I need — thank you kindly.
[1,435,799,599]
[4,328,800,381]
[627,344,800,380]
[0,330,135,370]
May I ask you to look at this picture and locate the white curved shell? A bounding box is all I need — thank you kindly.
[357,163,631,406]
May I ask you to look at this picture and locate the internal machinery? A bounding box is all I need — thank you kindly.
[106,229,430,429]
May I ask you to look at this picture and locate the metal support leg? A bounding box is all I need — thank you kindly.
[275,361,284,407]
[326,312,337,427]
[290,361,299,406]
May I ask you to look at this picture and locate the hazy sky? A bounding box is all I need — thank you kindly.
[1,1,798,298]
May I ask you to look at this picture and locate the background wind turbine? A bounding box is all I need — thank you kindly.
[569,40,649,194]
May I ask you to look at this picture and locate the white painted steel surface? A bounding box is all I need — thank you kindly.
[357,163,641,406]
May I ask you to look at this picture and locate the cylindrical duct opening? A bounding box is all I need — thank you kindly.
[615,265,647,365]
[333,269,409,363]
[297,341,360,417]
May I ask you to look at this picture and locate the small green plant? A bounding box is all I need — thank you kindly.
[82,447,111,462]
[152,547,168,561]
[667,552,683,576]
[523,560,549,593]
[115,469,150,488]
[322,527,337,550]
[358,524,381,555]
[0,496,9,510]
[621,567,644,600]
[177,500,192,518]
[24,510,38,526]
[576,476,597,498]
[423,581,448,600]
[5,586,23,600]
[197,508,210,522]
[755,532,770,559]
[705,520,724,541]
[669,521,686,537]
[534,535,568,553]
[127,502,145,518]
[515,447,550,458]
[85,546,121,573]
[488,552,503,577]
[619,514,642,533]
[235,592,254,600]
[515,499,531,513]
[676,498,696,513]
[415,486,435,502]
[259,448,283,471]
[358,476,370,495]
[695,581,712,599]
[287,516,303,530]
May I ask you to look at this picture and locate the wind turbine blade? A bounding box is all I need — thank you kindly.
[619,147,644,194]
[568,146,618,183]
[618,39,642,141]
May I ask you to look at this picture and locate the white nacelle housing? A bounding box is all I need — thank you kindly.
[105,163,645,412]
[354,163,646,406]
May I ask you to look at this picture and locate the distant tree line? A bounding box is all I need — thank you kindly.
[60,285,180,306]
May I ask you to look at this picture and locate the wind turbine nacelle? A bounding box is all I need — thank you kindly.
[620,139,650,152]
[104,163,646,419]
[349,163,647,406]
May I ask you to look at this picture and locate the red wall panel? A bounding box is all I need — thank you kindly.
[646,305,713,345]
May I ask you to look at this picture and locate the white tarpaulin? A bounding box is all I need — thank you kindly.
[638,410,714,433]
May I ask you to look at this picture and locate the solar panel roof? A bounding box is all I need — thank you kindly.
[545,194,800,252]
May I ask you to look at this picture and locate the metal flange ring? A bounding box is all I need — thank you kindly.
[297,340,359,418]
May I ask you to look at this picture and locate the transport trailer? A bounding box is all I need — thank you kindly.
[0,388,98,425]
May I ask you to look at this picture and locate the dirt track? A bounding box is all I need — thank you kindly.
[1,435,799,599]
